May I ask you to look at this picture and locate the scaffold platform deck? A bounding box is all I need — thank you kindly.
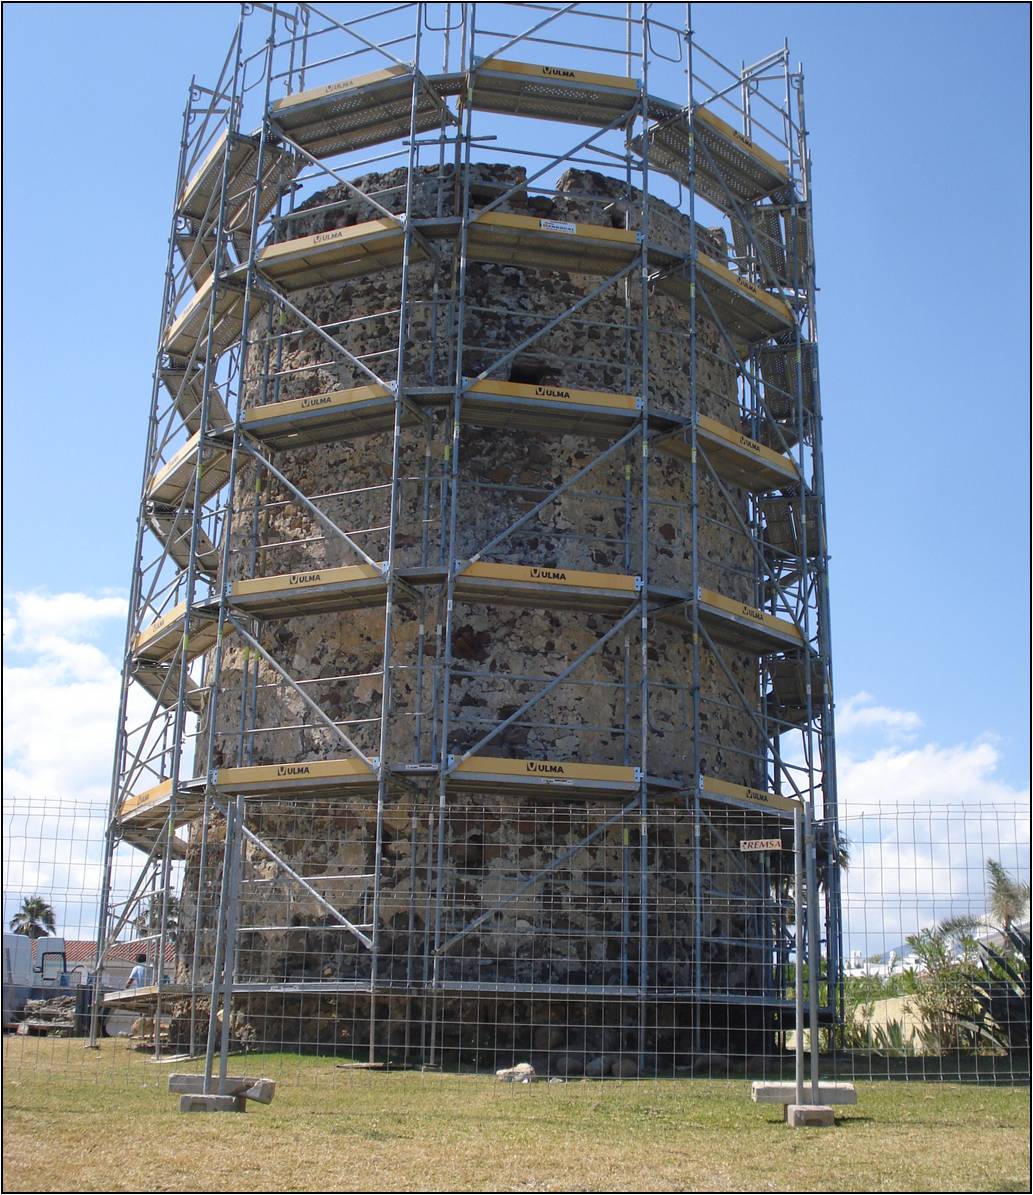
[147,506,220,576]
[455,562,640,612]
[133,662,206,715]
[146,433,231,507]
[448,755,642,799]
[241,384,400,447]
[269,65,462,158]
[658,588,805,654]
[697,587,805,653]
[162,275,260,363]
[256,218,411,289]
[230,564,387,617]
[660,413,799,490]
[132,603,220,665]
[213,758,379,797]
[469,57,639,126]
[699,774,801,818]
[178,132,295,229]
[159,368,232,435]
[641,104,791,213]
[462,378,641,435]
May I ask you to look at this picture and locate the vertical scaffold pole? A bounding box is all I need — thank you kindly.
[636,2,653,1076]
[369,2,427,1062]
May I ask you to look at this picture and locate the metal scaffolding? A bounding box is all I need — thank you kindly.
[93,3,839,1087]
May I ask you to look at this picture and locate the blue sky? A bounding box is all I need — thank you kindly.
[2,4,1029,942]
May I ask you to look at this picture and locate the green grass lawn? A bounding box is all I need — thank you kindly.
[2,1038,1029,1192]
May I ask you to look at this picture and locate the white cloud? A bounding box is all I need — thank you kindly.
[835,690,922,740]
[835,697,1029,955]
[3,591,130,805]
[4,589,128,648]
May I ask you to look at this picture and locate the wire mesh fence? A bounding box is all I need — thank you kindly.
[4,795,1028,1089]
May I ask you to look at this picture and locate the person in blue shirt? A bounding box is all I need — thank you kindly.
[125,953,149,988]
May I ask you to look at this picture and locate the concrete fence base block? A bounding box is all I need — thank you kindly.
[786,1104,835,1128]
[752,1080,856,1105]
[179,1094,246,1114]
[170,1074,275,1103]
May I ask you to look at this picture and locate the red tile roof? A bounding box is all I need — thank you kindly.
[60,939,176,965]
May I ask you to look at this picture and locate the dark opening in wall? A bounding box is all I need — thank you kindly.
[508,359,554,386]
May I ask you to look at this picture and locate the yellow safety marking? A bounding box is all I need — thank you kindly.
[231,563,384,598]
[244,384,393,425]
[258,218,404,266]
[475,58,638,94]
[216,758,375,787]
[472,210,638,247]
[466,379,637,411]
[696,414,799,479]
[460,562,637,592]
[693,105,789,181]
[698,587,805,643]
[455,756,638,784]
[696,252,794,324]
[270,65,410,113]
[700,774,801,815]
[118,779,174,819]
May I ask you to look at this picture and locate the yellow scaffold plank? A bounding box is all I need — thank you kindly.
[229,563,387,618]
[269,65,462,158]
[697,587,805,653]
[116,780,191,857]
[450,755,639,796]
[462,379,640,435]
[467,211,639,275]
[145,432,231,508]
[162,275,262,364]
[256,218,412,290]
[178,132,295,227]
[213,758,377,796]
[132,602,220,665]
[241,384,398,447]
[455,562,639,612]
[698,774,801,816]
[638,106,790,214]
[469,58,639,128]
[659,413,799,491]
[659,251,795,350]
[119,779,174,821]
[465,215,791,350]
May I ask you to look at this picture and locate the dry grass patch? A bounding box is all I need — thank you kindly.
[2,1038,1029,1192]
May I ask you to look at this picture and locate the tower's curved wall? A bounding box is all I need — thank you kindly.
[178,164,768,1062]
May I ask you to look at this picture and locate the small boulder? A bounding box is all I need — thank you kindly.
[691,1052,730,1077]
[495,1062,536,1083]
[584,1055,611,1078]
[609,1056,638,1079]
[532,1025,563,1051]
[552,1053,585,1077]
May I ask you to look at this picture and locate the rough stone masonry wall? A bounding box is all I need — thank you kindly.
[178,165,772,1064]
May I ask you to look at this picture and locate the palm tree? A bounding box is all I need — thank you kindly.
[9,895,56,939]
[986,859,1030,932]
